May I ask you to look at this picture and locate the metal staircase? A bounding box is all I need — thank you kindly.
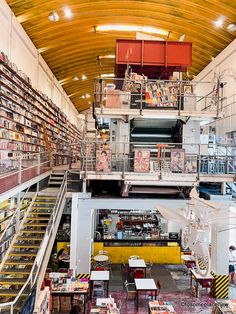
[48,170,65,188]
[0,172,67,313]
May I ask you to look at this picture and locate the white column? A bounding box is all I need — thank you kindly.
[70,193,93,275]
[211,225,229,275]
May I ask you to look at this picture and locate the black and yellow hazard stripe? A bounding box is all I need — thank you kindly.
[91,254,95,266]
[211,272,229,299]
[76,273,90,279]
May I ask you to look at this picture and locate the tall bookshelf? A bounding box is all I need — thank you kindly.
[0,52,82,172]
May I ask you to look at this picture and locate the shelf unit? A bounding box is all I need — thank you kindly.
[0,198,30,261]
[0,51,82,171]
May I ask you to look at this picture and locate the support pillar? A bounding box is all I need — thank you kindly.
[70,193,93,276]
[211,225,230,298]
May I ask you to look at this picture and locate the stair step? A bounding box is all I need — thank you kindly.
[26,216,50,221]
[9,251,37,257]
[0,289,28,297]
[13,243,40,248]
[0,268,31,275]
[49,181,62,185]
[29,211,51,215]
[36,196,56,199]
[20,230,46,234]
[23,223,48,227]
[49,177,64,180]
[5,259,34,266]
[31,207,53,210]
[33,202,55,205]
[17,236,43,241]
[0,278,26,285]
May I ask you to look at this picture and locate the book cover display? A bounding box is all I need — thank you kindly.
[96,149,112,172]
[145,81,179,108]
[134,150,150,172]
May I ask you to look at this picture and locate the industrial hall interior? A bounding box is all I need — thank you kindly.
[0,0,236,313]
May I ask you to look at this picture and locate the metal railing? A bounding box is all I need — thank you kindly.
[80,140,236,177]
[0,152,52,195]
[94,77,223,114]
[0,173,67,313]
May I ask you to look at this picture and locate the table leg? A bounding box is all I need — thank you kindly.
[136,290,139,310]
[196,280,199,298]
[106,280,109,297]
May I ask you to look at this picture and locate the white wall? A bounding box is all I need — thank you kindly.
[195,39,236,138]
[0,0,81,126]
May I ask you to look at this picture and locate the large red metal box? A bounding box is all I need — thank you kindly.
[115,39,192,78]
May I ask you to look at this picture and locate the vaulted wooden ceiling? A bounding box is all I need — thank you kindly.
[6,0,236,112]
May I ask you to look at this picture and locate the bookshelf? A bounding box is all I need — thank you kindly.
[0,198,30,261]
[0,51,82,172]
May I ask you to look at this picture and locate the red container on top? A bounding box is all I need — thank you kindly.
[115,39,192,78]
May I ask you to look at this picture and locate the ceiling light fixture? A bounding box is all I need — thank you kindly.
[95,24,169,36]
[81,75,87,80]
[98,54,115,59]
[179,34,185,42]
[81,95,85,99]
[100,73,115,78]
[86,93,90,98]
[227,23,236,31]
[63,6,73,19]
[72,75,79,81]
[48,11,60,22]
[213,16,225,28]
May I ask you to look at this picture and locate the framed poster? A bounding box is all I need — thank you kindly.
[134,150,150,172]
[96,149,112,172]
[185,155,198,173]
[171,149,185,173]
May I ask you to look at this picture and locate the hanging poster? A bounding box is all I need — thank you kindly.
[96,149,112,172]
[185,155,197,173]
[134,150,150,172]
[171,149,185,173]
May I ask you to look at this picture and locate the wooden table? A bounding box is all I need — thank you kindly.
[135,278,157,310]
[90,271,110,298]
[190,269,214,297]
[129,258,146,277]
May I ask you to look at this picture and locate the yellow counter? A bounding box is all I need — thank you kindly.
[94,242,181,264]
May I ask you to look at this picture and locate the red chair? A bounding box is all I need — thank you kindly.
[134,268,145,278]
[95,267,105,271]
[199,279,212,296]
